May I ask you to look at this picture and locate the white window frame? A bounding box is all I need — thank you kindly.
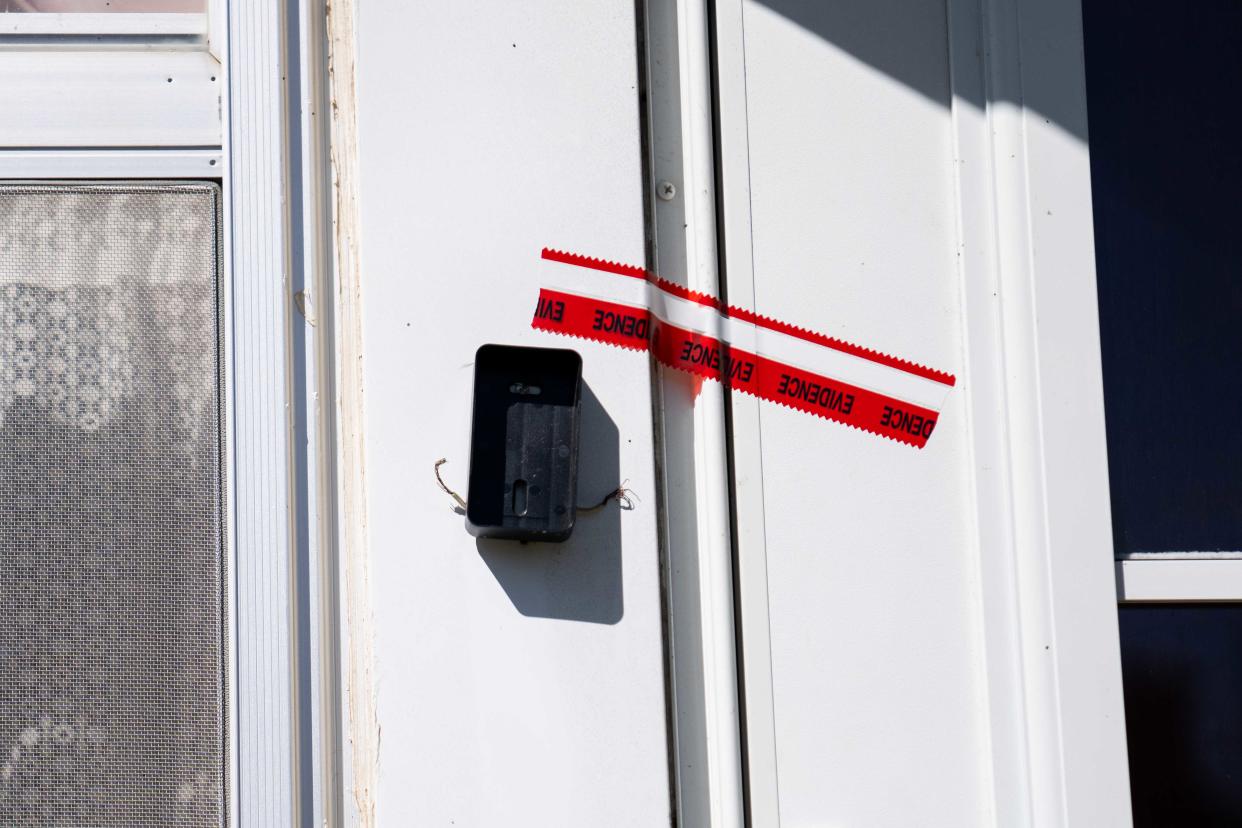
[0,0,340,824]
[0,0,223,148]
[0,12,207,37]
[224,0,338,824]
[0,148,220,178]
[1117,558,1242,603]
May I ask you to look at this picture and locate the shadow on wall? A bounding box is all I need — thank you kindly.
[477,382,625,625]
[751,0,1089,141]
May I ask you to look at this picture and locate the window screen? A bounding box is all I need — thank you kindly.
[0,183,224,826]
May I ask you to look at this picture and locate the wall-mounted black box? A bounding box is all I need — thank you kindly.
[466,344,582,542]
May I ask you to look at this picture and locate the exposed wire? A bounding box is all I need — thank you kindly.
[578,480,636,512]
[434,458,468,513]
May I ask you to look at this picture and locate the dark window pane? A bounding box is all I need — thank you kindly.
[1120,605,1242,826]
[1083,0,1242,554]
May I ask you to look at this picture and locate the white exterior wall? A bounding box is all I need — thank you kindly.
[342,0,1130,825]
[0,0,1135,824]
[723,1,1131,825]
[350,3,672,825]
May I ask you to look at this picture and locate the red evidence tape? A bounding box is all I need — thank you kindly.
[532,249,956,448]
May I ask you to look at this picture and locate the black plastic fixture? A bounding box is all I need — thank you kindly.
[466,344,582,542]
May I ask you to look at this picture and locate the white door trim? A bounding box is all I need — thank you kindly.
[643,0,746,825]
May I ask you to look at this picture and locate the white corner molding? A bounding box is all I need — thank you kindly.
[948,0,1132,825]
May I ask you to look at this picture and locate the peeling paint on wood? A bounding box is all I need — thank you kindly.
[326,0,379,823]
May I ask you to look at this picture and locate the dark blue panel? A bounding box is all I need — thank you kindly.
[1083,0,1242,554]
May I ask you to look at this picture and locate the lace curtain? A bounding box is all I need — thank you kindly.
[0,184,224,827]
